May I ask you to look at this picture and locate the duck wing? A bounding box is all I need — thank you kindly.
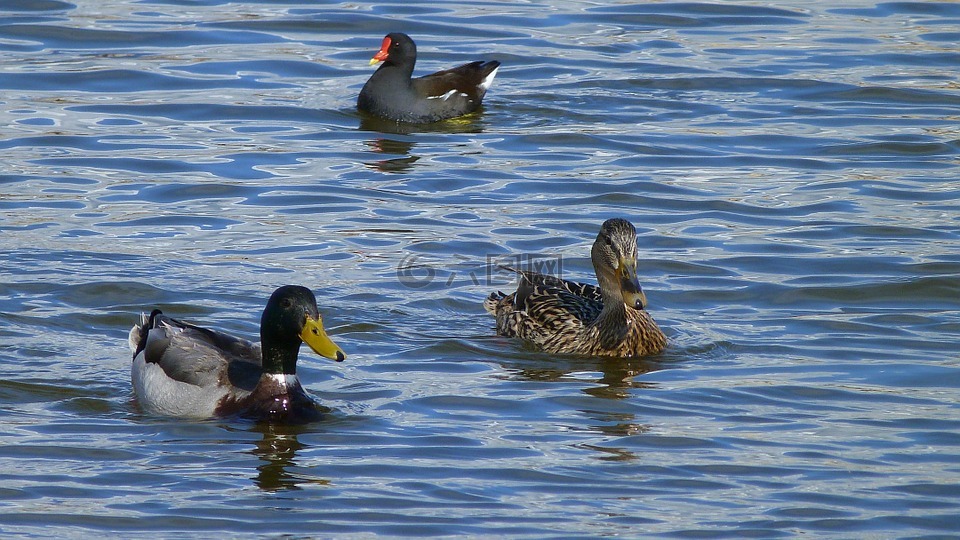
[513,268,602,304]
[489,269,603,352]
[514,272,602,329]
[413,60,500,102]
[137,311,261,390]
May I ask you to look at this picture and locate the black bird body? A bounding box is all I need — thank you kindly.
[358,33,500,123]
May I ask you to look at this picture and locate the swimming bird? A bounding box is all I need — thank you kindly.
[129,285,346,422]
[358,32,500,123]
[484,218,667,357]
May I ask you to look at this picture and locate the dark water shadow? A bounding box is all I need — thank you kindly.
[357,109,491,136]
[247,421,329,492]
[362,136,419,174]
[355,109,492,172]
[501,351,663,399]
[495,351,665,459]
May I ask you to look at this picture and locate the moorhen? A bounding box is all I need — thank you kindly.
[358,33,500,123]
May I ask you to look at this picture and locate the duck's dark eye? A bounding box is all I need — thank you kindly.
[280,298,293,309]
[603,235,612,247]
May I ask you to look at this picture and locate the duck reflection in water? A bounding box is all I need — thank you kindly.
[358,111,491,173]
[509,355,660,400]
[503,354,660,454]
[357,101,492,135]
[250,422,331,492]
[362,135,419,174]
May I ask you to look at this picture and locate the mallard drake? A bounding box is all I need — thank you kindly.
[128,285,346,422]
[484,218,667,357]
[358,32,500,123]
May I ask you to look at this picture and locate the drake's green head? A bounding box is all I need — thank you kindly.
[260,285,346,374]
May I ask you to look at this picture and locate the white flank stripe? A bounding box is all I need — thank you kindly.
[427,89,458,101]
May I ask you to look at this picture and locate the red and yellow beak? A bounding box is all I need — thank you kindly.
[369,36,391,65]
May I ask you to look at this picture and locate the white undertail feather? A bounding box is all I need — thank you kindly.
[479,66,499,92]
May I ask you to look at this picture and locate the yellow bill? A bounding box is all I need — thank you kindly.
[300,316,346,362]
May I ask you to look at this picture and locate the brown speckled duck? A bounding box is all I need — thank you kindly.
[129,285,346,422]
[484,218,667,357]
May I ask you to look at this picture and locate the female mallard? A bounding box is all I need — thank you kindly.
[128,285,346,422]
[484,218,667,357]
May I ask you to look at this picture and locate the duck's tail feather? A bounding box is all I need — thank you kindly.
[129,309,162,359]
[483,291,507,314]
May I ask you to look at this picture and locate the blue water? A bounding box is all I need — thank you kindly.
[2,0,959,537]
